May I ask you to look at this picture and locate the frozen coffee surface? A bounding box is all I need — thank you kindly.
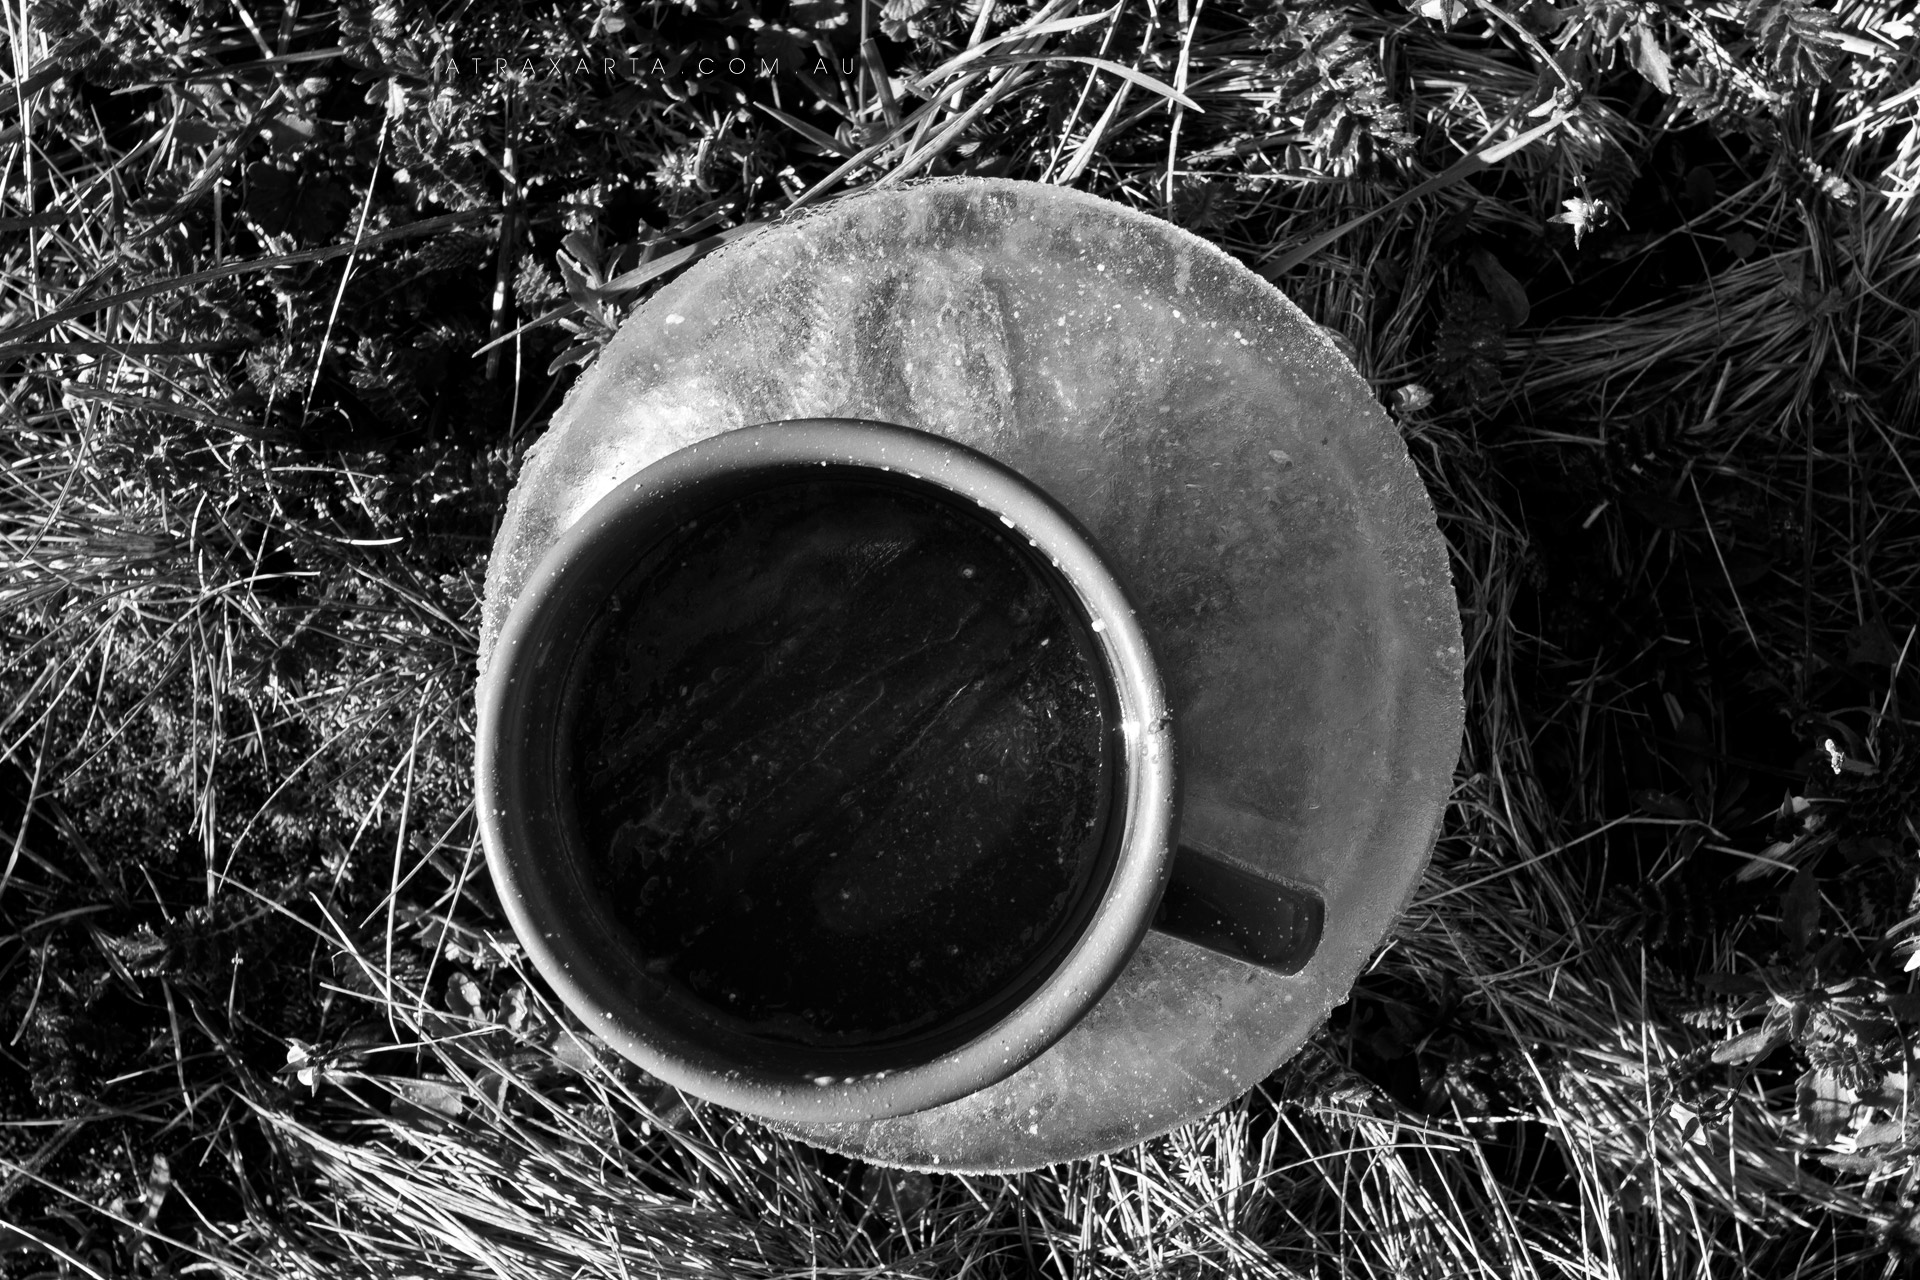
[570,479,1112,1045]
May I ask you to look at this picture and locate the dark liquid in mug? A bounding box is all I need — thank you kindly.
[567,478,1115,1046]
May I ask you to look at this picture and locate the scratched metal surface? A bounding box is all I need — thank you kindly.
[480,179,1464,1171]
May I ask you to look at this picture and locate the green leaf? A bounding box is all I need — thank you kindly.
[561,232,600,275]
[1854,1118,1906,1148]
[1781,868,1820,953]
[471,301,584,359]
[262,113,321,153]
[546,342,601,376]
[1710,1019,1787,1065]
[1749,0,1846,85]
[555,251,600,310]
[599,222,767,297]
[755,103,858,158]
[1846,617,1902,667]
[1885,992,1920,1023]
[1796,1068,1852,1144]
[549,1033,602,1075]
[1328,112,1358,162]
[389,1076,464,1127]
[1855,1073,1908,1108]
[1630,19,1674,95]
[1816,1150,1889,1173]
[1301,89,1339,135]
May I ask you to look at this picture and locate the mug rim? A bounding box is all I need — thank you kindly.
[476,419,1178,1123]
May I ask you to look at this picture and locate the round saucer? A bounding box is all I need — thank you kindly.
[479,178,1463,1172]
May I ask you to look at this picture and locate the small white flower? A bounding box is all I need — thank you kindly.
[1550,196,1611,250]
[285,1040,319,1091]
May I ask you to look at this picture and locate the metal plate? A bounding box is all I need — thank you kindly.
[479,178,1464,1172]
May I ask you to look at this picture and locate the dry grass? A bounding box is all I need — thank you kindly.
[4,0,1919,1277]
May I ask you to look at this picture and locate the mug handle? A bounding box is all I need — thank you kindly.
[1150,845,1324,975]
